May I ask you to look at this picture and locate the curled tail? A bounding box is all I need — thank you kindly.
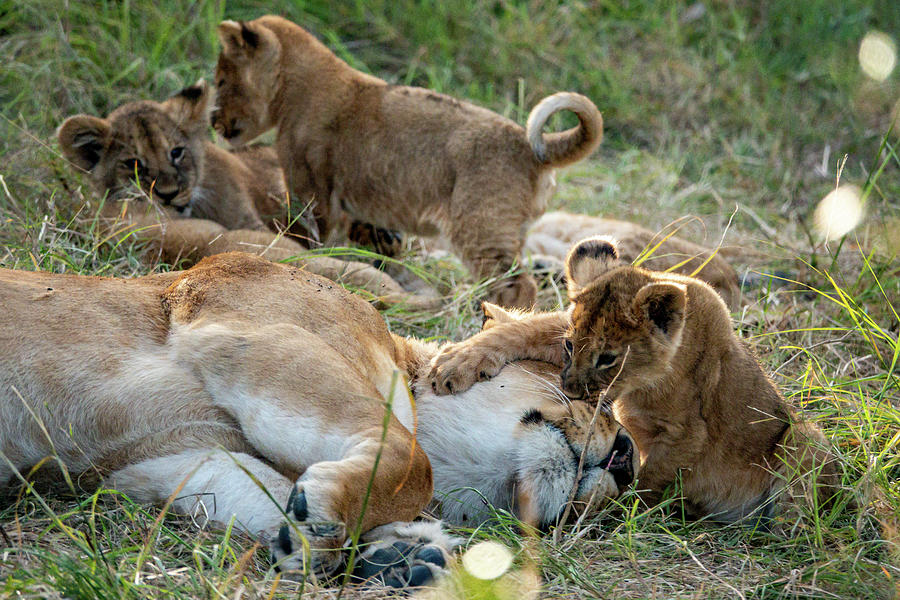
[526,92,603,168]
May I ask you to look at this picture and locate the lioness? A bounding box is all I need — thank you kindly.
[526,211,742,310]
[0,252,636,587]
[429,237,840,523]
[57,81,429,308]
[212,15,604,309]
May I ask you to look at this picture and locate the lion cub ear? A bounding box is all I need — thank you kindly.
[162,79,211,134]
[58,115,112,172]
[217,20,278,60]
[481,301,522,331]
[633,282,687,341]
[565,236,620,297]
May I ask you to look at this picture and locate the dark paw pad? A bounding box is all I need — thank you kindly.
[287,487,308,521]
[353,541,446,589]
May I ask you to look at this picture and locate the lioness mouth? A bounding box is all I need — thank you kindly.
[599,431,634,488]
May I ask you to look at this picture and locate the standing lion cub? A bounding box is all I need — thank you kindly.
[212,15,604,308]
[429,237,841,523]
[57,81,432,308]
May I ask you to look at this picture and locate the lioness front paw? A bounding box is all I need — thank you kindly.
[270,487,347,579]
[428,341,504,395]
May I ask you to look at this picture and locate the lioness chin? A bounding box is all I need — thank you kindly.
[212,15,604,309]
[429,237,842,524]
[58,81,433,309]
[0,252,635,588]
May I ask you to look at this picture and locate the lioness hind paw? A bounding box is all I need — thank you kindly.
[353,540,447,589]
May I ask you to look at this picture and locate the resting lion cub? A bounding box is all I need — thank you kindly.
[58,81,426,308]
[212,15,604,308]
[429,237,840,523]
[526,211,742,310]
[0,253,636,586]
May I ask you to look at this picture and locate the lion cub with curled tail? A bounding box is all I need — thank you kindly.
[429,236,841,523]
[212,15,604,308]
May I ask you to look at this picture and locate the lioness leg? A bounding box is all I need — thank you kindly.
[106,450,293,537]
[175,324,433,576]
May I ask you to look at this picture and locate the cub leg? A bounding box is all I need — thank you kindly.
[429,310,569,394]
[446,179,539,309]
[202,230,439,309]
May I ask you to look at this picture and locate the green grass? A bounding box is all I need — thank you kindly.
[1,0,899,598]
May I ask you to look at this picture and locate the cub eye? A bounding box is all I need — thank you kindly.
[595,352,617,369]
[121,158,144,173]
[563,339,574,358]
[170,146,186,164]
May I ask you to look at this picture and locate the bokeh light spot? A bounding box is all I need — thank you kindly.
[859,32,897,82]
[813,185,864,241]
[461,540,514,580]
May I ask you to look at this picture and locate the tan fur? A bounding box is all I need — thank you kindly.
[1,252,636,576]
[212,16,604,308]
[526,211,742,310]
[58,82,432,309]
[429,237,841,522]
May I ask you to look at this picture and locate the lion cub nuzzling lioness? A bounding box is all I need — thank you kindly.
[429,237,841,523]
[57,81,429,308]
[0,253,636,586]
[212,15,604,308]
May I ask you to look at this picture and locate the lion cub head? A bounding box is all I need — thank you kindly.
[560,236,698,399]
[212,19,284,146]
[58,81,212,216]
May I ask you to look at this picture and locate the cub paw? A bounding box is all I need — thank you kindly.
[428,341,505,395]
[269,488,347,579]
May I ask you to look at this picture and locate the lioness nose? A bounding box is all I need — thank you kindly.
[607,431,635,488]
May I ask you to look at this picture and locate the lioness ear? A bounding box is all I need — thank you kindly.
[57,115,111,172]
[162,79,211,134]
[633,282,686,339]
[481,301,519,330]
[565,236,620,297]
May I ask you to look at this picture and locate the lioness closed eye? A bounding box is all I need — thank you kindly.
[0,252,636,588]
[429,236,842,524]
[211,15,605,309]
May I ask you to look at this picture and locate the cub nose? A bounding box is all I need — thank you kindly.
[560,373,587,400]
[153,186,180,204]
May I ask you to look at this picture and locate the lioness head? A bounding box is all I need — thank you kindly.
[212,19,283,146]
[560,236,689,399]
[515,398,636,527]
[58,81,212,216]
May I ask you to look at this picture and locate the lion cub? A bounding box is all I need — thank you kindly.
[429,237,841,522]
[526,211,742,310]
[58,81,429,307]
[212,15,604,308]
